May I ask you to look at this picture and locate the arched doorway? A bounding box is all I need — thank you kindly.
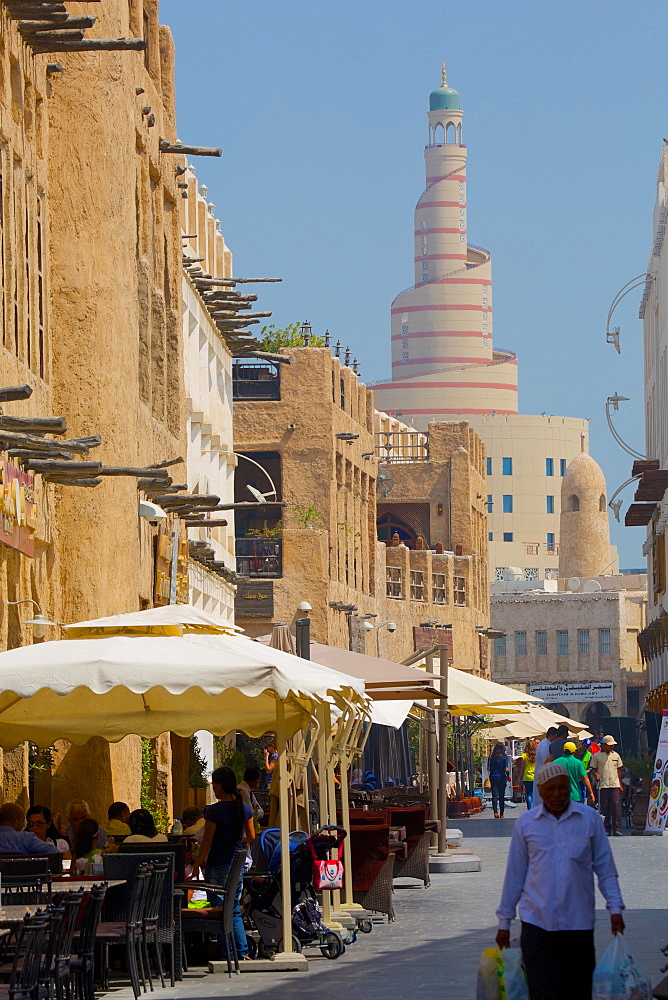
[584,702,611,737]
[376,511,417,546]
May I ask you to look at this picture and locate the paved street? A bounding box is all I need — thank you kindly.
[104,807,668,1000]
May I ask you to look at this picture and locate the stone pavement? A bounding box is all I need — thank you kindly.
[104,808,668,1000]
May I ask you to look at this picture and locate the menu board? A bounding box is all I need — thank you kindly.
[645,710,668,835]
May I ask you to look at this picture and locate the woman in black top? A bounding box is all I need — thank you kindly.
[488,743,511,818]
[198,766,255,960]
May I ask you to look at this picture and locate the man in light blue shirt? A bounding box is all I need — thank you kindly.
[0,803,58,854]
[496,761,625,1000]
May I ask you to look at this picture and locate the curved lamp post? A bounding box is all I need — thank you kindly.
[605,273,653,353]
[605,394,646,461]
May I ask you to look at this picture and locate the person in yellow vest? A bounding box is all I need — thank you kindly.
[518,740,537,809]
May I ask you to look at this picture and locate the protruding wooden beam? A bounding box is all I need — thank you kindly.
[26,460,102,474]
[148,456,184,469]
[45,477,102,487]
[0,431,96,454]
[24,28,85,42]
[236,350,291,364]
[10,449,75,461]
[0,384,32,403]
[185,519,228,527]
[0,415,67,434]
[159,140,221,157]
[30,37,145,52]
[19,15,96,31]
[98,466,170,478]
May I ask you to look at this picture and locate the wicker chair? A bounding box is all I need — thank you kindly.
[0,913,49,1000]
[349,824,396,922]
[392,830,431,888]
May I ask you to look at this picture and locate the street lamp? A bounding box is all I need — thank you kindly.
[233,453,279,503]
[607,474,642,522]
[7,599,56,640]
[605,274,653,353]
[301,320,312,346]
[376,620,397,657]
[604,395,647,461]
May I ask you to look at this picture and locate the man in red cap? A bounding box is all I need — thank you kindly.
[590,735,624,836]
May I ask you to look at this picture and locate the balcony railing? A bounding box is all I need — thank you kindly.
[232,361,280,401]
[235,537,282,578]
[546,542,559,556]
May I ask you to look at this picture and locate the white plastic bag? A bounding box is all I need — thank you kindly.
[476,947,528,1000]
[476,948,501,1000]
[592,934,652,1000]
[497,947,529,1000]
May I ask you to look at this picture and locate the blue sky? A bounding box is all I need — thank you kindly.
[161,0,666,567]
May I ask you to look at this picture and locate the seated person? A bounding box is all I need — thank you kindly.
[124,808,168,843]
[103,801,131,838]
[26,805,70,854]
[72,818,103,872]
[0,803,58,854]
[67,799,108,848]
[181,806,205,842]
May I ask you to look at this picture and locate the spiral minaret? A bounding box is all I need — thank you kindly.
[373,66,519,425]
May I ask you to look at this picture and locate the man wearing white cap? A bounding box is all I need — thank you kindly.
[496,761,625,1000]
[590,735,624,837]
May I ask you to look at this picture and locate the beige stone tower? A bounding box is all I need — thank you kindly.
[558,441,618,583]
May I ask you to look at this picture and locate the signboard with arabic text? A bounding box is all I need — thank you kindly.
[529,681,614,704]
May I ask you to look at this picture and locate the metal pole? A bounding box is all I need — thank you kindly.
[437,643,449,854]
[276,701,295,954]
[296,617,310,659]
[316,701,332,928]
[425,650,438,828]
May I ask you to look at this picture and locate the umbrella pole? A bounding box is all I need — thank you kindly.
[437,643,449,855]
[425,650,438,834]
[316,701,333,929]
[276,700,296,956]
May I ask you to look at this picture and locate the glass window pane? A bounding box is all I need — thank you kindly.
[536,630,547,655]
[578,629,590,654]
[557,629,568,655]
[599,628,611,654]
[503,532,513,542]
[486,457,492,476]
[546,495,554,514]
[494,635,506,656]
[503,495,513,513]
[546,458,554,476]
[502,457,512,475]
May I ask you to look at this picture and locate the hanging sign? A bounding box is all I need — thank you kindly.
[529,681,614,703]
[0,461,36,557]
[645,710,668,835]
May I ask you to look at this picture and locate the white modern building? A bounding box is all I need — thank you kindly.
[180,165,236,622]
[633,143,668,712]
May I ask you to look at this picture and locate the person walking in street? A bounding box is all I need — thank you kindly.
[496,761,625,1000]
[488,743,510,818]
[590,735,624,836]
[518,740,537,809]
[534,728,557,801]
[554,742,595,804]
[548,724,570,761]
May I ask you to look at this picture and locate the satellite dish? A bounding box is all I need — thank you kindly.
[582,580,602,593]
[568,577,581,591]
[503,567,523,581]
[247,484,276,503]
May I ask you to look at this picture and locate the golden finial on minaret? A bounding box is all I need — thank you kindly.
[441,60,447,88]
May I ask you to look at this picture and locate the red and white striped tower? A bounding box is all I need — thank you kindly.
[374,66,519,427]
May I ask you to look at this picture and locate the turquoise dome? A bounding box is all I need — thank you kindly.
[430,86,460,111]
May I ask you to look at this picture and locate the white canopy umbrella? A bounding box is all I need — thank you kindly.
[65,603,243,635]
[0,629,366,748]
[0,622,368,958]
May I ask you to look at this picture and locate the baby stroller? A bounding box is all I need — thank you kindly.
[243,827,346,959]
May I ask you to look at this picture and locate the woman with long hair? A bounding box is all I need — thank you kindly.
[198,766,255,961]
[72,818,101,871]
[519,739,538,809]
[488,742,510,818]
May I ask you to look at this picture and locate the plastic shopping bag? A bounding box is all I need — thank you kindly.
[592,934,652,1000]
[476,947,528,1000]
[496,947,529,1000]
[476,948,501,1000]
